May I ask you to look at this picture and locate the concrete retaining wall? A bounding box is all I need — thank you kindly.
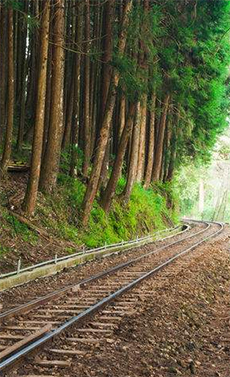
[0,238,152,292]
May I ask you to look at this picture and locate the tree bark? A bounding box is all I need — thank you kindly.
[82,0,91,176]
[152,93,170,182]
[70,0,83,177]
[122,101,141,202]
[119,92,126,141]
[101,101,136,213]
[166,127,177,182]
[144,92,156,189]
[39,0,65,192]
[0,6,7,145]
[136,94,147,182]
[81,0,133,225]
[1,7,14,173]
[23,0,50,215]
[98,0,115,187]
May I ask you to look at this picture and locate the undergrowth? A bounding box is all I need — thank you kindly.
[0,207,38,245]
[36,174,179,248]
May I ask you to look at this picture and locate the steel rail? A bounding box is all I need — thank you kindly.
[0,225,182,279]
[0,221,208,322]
[0,221,223,373]
[0,224,190,321]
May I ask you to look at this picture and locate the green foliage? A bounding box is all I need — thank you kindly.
[0,245,11,257]
[5,0,39,29]
[36,176,178,249]
[60,148,84,175]
[4,0,23,11]
[113,0,230,168]
[1,209,38,245]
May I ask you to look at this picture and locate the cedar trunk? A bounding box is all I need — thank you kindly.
[81,0,133,225]
[144,92,156,189]
[0,6,7,145]
[152,93,170,182]
[1,7,14,173]
[23,0,50,215]
[39,0,65,193]
[136,94,147,182]
[122,101,141,202]
[82,0,91,176]
[70,0,83,177]
[101,102,136,213]
[98,0,115,187]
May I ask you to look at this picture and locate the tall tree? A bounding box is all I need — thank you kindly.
[152,93,170,181]
[122,101,141,202]
[101,101,136,213]
[82,0,91,176]
[1,6,14,174]
[98,0,115,186]
[70,0,83,177]
[0,5,7,145]
[23,0,50,215]
[39,0,65,193]
[144,92,156,189]
[81,0,133,225]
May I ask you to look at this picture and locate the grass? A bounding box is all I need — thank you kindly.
[1,208,38,245]
[36,174,179,249]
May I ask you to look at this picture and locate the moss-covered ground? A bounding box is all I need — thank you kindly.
[0,166,179,272]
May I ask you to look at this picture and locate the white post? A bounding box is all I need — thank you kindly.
[17,258,21,274]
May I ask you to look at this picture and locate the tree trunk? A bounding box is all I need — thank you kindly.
[101,101,136,213]
[16,37,27,151]
[23,0,50,215]
[136,94,147,182]
[152,93,170,182]
[62,73,74,149]
[42,41,52,155]
[39,0,65,192]
[166,129,177,182]
[0,6,7,146]
[82,0,91,176]
[144,92,156,189]
[122,101,141,202]
[119,92,126,141]
[70,0,83,177]
[81,0,133,225]
[1,7,14,173]
[98,0,115,187]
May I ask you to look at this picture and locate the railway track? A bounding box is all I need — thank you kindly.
[0,221,224,376]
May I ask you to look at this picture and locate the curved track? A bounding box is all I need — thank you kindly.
[0,221,224,376]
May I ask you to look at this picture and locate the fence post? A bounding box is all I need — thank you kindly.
[17,258,21,274]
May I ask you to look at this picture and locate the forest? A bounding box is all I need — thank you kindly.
[0,0,230,242]
[1,2,230,375]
